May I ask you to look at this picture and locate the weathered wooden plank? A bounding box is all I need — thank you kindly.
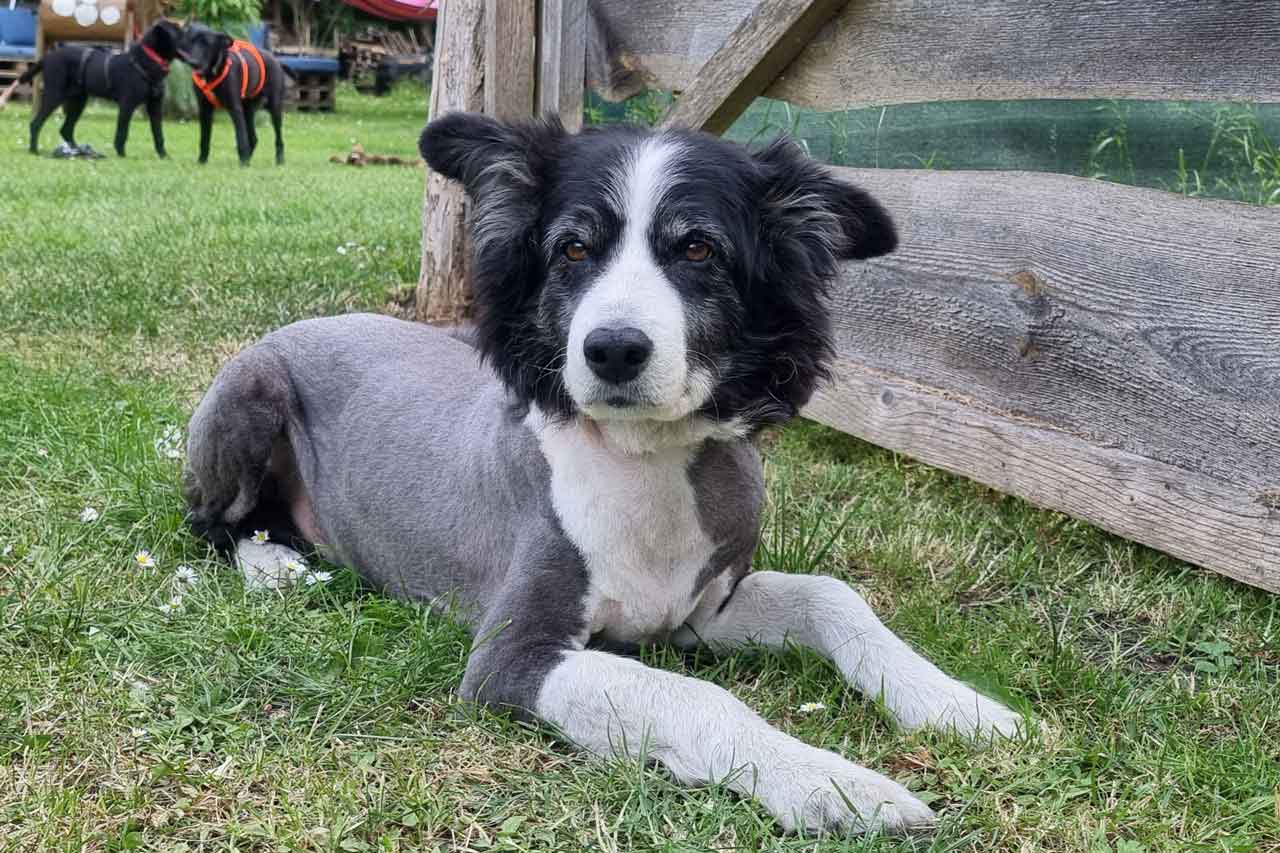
[821,167,1280,491]
[589,0,1280,108]
[415,0,485,325]
[807,167,1280,589]
[539,0,588,132]
[804,364,1280,592]
[484,0,537,120]
[660,0,846,135]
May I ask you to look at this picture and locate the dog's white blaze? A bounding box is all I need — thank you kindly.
[565,137,706,420]
[529,409,716,645]
[534,649,936,834]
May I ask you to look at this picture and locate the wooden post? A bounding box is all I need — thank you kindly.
[415,0,485,325]
[483,0,537,120]
[660,0,847,134]
[538,0,587,132]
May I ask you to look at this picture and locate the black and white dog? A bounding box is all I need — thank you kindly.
[5,20,181,157]
[185,113,1022,836]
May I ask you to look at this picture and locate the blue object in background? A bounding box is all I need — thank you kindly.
[0,6,37,59]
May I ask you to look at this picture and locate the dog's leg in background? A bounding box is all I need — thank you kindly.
[268,95,284,165]
[227,99,252,166]
[146,93,166,158]
[243,105,259,159]
[29,93,61,154]
[196,96,214,164]
[58,94,87,150]
[113,99,138,157]
[677,572,1024,738]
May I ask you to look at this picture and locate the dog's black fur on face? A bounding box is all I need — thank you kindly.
[177,24,289,166]
[15,20,181,157]
[419,113,896,434]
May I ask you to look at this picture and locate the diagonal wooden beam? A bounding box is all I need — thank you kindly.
[660,0,847,135]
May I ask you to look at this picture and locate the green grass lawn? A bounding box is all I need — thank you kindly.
[1,86,1278,852]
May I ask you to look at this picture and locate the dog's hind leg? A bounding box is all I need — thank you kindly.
[675,571,1024,740]
[60,95,88,149]
[185,344,315,589]
[29,94,62,154]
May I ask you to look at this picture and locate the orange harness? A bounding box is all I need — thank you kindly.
[192,40,266,108]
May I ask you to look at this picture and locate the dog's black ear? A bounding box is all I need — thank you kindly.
[419,112,562,188]
[753,136,897,262]
[418,112,569,408]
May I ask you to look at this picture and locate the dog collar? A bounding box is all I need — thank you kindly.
[141,43,170,72]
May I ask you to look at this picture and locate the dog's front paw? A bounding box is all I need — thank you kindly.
[751,745,935,836]
[896,682,1024,741]
[235,539,308,590]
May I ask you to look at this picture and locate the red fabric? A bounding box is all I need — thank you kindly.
[341,0,437,22]
[141,43,170,72]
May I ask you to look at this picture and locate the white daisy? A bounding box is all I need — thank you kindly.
[797,702,827,714]
[304,571,333,586]
[251,530,270,545]
[284,559,308,580]
[174,565,199,586]
[131,728,148,738]
[79,506,100,523]
[37,448,49,458]
[134,550,156,569]
[158,595,183,615]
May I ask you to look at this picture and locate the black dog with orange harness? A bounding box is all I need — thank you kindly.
[177,25,289,166]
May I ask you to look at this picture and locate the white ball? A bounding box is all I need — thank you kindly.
[73,3,98,27]
[100,5,121,25]
[51,0,76,17]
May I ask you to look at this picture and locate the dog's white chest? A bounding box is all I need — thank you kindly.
[533,419,716,644]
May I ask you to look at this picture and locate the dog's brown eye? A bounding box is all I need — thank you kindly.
[684,240,712,262]
[564,241,589,262]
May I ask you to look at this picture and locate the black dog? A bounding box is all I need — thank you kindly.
[177,25,288,166]
[6,20,181,158]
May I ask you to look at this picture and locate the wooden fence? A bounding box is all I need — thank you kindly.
[417,0,1280,592]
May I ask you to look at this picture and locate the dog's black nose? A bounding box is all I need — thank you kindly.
[584,327,652,384]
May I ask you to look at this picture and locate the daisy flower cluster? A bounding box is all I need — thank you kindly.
[133,549,202,616]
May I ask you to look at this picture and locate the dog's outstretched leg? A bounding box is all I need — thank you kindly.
[534,649,937,836]
[463,542,935,837]
[676,572,1024,740]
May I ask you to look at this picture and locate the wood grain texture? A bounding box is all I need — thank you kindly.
[589,0,1280,108]
[808,167,1280,589]
[539,0,588,132]
[660,0,846,134]
[805,364,1280,592]
[416,0,485,325]
[484,0,537,120]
